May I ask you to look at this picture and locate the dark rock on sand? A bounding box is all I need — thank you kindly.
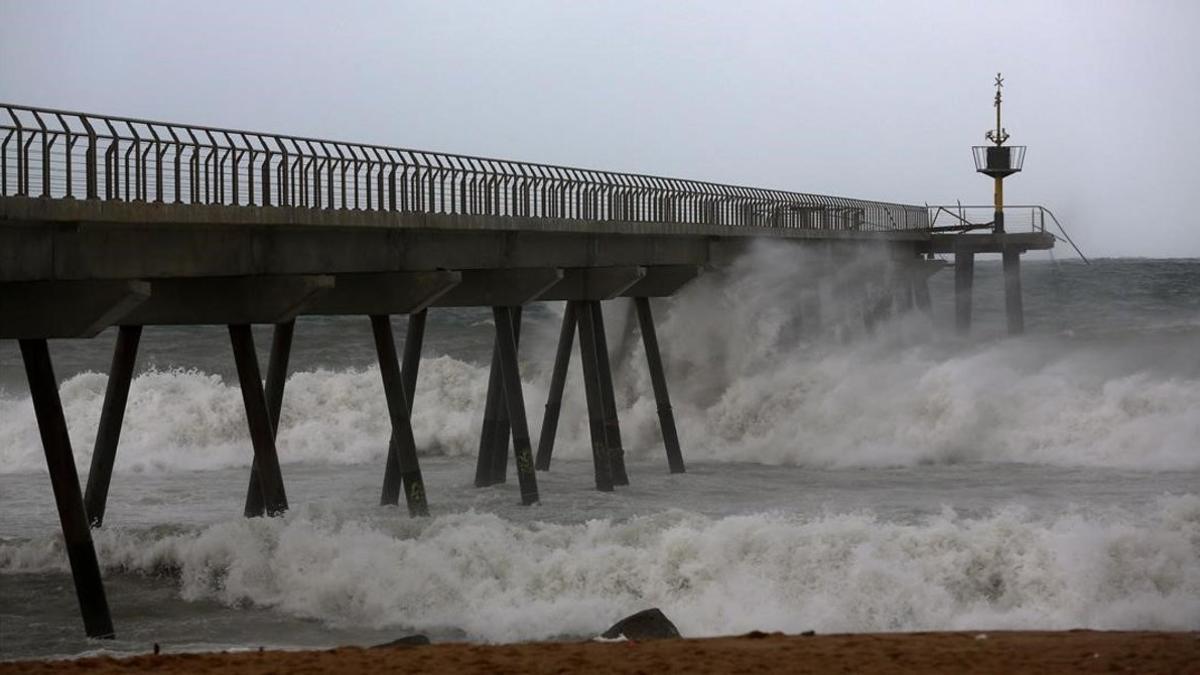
[371,634,432,648]
[602,608,681,640]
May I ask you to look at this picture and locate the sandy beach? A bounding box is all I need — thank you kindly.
[4,631,1197,674]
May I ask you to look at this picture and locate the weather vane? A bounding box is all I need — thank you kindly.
[985,72,1009,146]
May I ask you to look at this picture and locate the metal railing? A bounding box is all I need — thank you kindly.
[927,204,1049,233]
[2,103,929,233]
[927,203,1087,261]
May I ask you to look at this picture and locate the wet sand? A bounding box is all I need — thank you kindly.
[3,631,1197,674]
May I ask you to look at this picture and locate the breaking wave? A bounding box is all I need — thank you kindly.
[3,496,1198,638]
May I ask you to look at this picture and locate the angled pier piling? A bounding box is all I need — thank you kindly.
[229,324,289,517]
[492,306,539,504]
[84,324,142,527]
[535,302,577,471]
[245,320,295,518]
[20,339,115,639]
[380,309,427,505]
[371,315,429,517]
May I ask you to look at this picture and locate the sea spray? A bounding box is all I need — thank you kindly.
[3,260,1200,474]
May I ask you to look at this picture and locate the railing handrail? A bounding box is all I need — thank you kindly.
[1,102,931,232]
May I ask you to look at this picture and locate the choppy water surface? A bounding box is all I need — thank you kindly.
[2,254,1198,659]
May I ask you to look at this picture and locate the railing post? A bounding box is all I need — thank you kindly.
[58,116,75,199]
[261,145,272,206]
[276,138,288,207]
[168,129,182,203]
[34,112,51,198]
[151,131,164,203]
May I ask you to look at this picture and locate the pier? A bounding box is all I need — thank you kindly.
[1,102,1054,638]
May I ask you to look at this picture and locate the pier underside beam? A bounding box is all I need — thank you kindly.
[620,265,702,299]
[539,266,645,302]
[370,315,429,517]
[635,297,686,473]
[381,309,427,506]
[229,324,289,517]
[535,302,577,471]
[0,280,149,339]
[304,271,461,315]
[83,324,143,528]
[20,338,115,639]
[492,306,539,504]
[121,276,333,326]
[925,232,1054,255]
[435,269,562,307]
[244,320,295,518]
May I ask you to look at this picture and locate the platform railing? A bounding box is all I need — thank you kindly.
[926,204,1052,233]
[927,203,1087,261]
[1,103,930,233]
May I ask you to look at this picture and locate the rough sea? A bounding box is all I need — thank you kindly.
[2,251,1198,659]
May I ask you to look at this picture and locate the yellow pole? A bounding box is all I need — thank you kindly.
[994,176,1005,233]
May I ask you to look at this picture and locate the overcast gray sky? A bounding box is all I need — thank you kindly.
[2,0,1197,257]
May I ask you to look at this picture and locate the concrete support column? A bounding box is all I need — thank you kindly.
[1003,247,1025,335]
[860,281,876,337]
[245,320,294,517]
[894,269,915,313]
[913,267,932,315]
[20,338,116,639]
[84,324,142,528]
[954,250,975,336]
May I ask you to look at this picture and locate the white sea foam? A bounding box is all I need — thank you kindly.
[3,496,1197,638]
